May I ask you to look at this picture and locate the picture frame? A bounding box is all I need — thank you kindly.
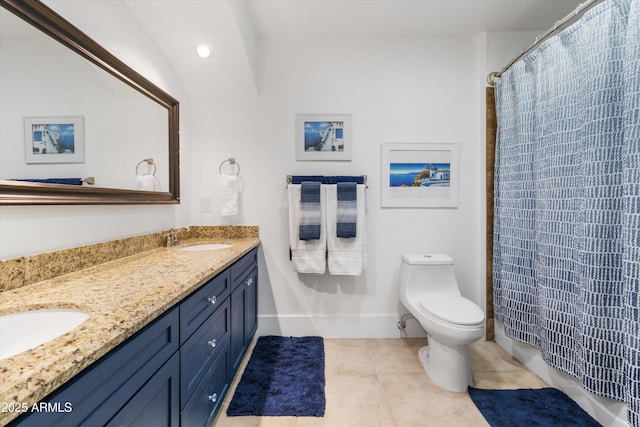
[296,114,351,161]
[24,116,84,164]
[380,142,459,208]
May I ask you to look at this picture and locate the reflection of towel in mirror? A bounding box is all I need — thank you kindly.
[16,178,83,185]
[220,175,241,216]
[137,175,155,190]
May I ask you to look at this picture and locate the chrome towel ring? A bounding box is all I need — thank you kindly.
[219,158,240,176]
[136,158,156,176]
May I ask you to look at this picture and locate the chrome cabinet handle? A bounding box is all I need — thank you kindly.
[207,295,217,305]
[208,393,218,403]
[208,339,217,348]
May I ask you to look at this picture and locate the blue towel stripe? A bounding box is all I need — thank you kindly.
[336,182,357,238]
[299,181,322,240]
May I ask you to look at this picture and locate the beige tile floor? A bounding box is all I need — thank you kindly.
[212,338,548,427]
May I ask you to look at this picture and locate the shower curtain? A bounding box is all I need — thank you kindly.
[492,0,640,425]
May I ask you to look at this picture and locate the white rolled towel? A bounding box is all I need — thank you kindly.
[220,175,241,216]
[137,174,155,191]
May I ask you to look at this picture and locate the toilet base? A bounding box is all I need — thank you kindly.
[417,339,473,393]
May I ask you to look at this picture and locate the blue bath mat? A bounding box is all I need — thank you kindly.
[227,336,325,417]
[468,387,601,426]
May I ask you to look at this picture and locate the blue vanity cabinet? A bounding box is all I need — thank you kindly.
[9,247,259,427]
[230,249,258,373]
[10,307,180,427]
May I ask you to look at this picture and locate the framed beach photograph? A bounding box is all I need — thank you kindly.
[380,142,459,208]
[296,114,351,161]
[24,116,84,164]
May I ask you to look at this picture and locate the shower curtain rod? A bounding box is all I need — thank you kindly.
[487,0,605,86]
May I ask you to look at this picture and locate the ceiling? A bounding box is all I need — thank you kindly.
[243,0,585,39]
[125,0,583,99]
[9,0,585,99]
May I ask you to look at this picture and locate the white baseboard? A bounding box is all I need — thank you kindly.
[256,314,427,339]
[494,322,628,427]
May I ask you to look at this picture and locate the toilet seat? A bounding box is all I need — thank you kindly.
[419,294,484,326]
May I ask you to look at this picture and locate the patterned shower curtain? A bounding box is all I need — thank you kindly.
[493,0,640,425]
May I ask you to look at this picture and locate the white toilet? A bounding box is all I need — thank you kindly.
[399,253,485,392]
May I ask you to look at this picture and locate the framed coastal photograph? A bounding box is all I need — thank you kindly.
[24,116,84,164]
[296,114,351,161]
[380,142,459,208]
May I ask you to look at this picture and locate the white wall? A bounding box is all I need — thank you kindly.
[189,36,485,338]
[485,31,539,76]
[0,1,190,259]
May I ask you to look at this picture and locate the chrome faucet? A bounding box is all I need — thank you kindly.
[165,226,190,247]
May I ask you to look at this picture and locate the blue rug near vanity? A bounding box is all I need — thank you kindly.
[468,387,602,427]
[227,335,325,417]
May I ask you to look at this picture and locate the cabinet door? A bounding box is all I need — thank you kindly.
[244,266,258,344]
[230,283,247,373]
[230,266,258,373]
[106,352,179,427]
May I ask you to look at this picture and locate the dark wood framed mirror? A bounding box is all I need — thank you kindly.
[0,0,180,205]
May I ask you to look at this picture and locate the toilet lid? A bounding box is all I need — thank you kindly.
[419,294,484,326]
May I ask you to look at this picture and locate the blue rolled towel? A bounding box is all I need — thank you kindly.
[299,181,322,240]
[14,178,83,185]
[291,176,365,184]
[336,182,357,238]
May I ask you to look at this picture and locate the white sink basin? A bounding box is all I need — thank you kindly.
[180,243,232,251]
[0,309,90,360]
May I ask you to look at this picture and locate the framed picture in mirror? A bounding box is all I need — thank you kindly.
[24,116,84,164]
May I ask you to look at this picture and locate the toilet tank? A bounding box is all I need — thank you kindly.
[400,254,460,299]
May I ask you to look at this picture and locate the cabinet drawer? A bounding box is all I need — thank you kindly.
[106,352,179,427]
[180,298,230,408]
[231,248,257,289]
[181,340,230,427]
[180,269,230,344]
[11,308,179,427]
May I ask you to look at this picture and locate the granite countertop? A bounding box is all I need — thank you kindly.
[0,235,260,426]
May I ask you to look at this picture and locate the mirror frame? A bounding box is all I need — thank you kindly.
[0,0,180,205]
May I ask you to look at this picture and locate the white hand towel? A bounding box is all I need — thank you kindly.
[220,175,241,216]
[326,184,366,275]
[288,184,327,274]
[137,174,155,191]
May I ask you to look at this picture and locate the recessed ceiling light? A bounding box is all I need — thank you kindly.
[196,45,212,59]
